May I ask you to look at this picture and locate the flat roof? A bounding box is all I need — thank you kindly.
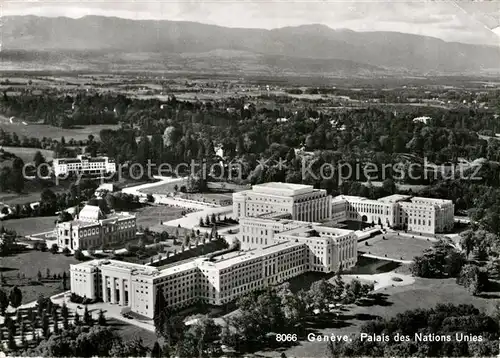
[199,242,305,270]
[333,195,376,202]
[253,182,312,190]
[377,194,412,203]
[154,260,199,279]
[250,182,318,196]
[279,223,354,239]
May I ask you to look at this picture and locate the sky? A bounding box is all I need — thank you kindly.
[3,0,500,45]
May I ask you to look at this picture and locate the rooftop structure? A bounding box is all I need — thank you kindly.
[233,181,331,222]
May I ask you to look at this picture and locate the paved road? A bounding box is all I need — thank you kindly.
[361,253,413,264]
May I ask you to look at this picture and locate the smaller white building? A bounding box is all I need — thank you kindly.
[53,155,116,177]
[57,204,136,251]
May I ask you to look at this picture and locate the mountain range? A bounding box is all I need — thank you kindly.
[2,15,500,77]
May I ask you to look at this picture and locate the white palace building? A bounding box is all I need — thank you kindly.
[57,204,136,251]
[331,194,454,234]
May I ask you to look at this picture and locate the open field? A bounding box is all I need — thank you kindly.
[134,205,187,232]
[0,120,120,141]
[0,146,54,163]
[0,192,43,205]
[262,275,500,358]
[1,216,57,236]
[358,233,433,261]
[139,179,189,195]
[181,192,233,205]
[0,250,78,303]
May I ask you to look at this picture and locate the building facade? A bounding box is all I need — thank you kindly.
[70,219,357,318]
[57,205,136,251]
[239,217,357,273]
[233,182,331,222]
[332,194,454,234]
[53,155,116,176]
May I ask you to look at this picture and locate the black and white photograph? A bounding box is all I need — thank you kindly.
[1,0,500,357]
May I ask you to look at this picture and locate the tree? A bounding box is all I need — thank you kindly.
[332,272,345,301]
[277,284,307,327]
[344,279,366,304]
[33,151,46,168]
[151,341,162,358]
[50,243,59,254]
[52,308,59,334]
[0,289,9,314]
[74,311,81,326]
[83,305,93,326]
[457,264,489,296]
[110,337,150,357]
[7,330,16,350]
[154,289,169,336]
[62,271,68,290]
[382,178,397,195]
[185,316,222,358]
[42,312,50,338]
[308,279,335,312]
[460,230,475,258]
[329,303,500,357]
[74,249,85,261]
[62,302,69,328]
[98,309,106,326]
[411,239,465,278]
[34,241,48,252]
[8,286,22,308]
[62,247,71,256]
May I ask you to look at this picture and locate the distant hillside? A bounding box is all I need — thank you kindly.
[2,15,500,76]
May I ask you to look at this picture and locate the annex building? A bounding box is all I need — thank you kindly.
[233,182,331,222]
[57,204,136,251]
[53,154,116,176]
[70,218,357,318]
[239,215,358,272]
[332,194,454,234]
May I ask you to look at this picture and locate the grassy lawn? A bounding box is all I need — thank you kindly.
[358,233,433,261]
[107,319,158,348]
[261,275,500,358]
[0,122,120,141]
[1,216,58,236]
[0,250,78,303]
[134,205,186,232]
[1,146,54,163]
[181,192,233,206]
[0,179,72,206]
